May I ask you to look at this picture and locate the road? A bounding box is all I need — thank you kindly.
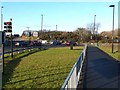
[4,44,67,53]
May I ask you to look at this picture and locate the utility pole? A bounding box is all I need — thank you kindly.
[41,14,43,31]
[26,27,31,45]
[56,25,57,31]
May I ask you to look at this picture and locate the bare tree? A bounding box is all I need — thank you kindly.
[86,22,101,35]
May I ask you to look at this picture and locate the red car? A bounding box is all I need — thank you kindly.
[66,41,77,46]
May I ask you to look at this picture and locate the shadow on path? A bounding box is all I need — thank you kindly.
[83,46,120,89]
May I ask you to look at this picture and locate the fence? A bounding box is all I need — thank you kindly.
[0,63,2,90]
[61,44,87,89]
[4,46,42,55]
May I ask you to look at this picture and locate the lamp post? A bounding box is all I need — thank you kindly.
[94,15,96,35]
[1,6,4,74]
[1,6,3,31]
[41,14,43,31]
[40,14,43,39]
[56,25,57,31]
[93,15,96,45]
[109,5,115,53]
[26,27,31,45]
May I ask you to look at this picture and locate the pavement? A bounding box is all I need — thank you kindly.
[0,63,2,90]
[83,45,120,89]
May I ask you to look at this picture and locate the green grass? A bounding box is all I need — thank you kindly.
[99,43,118,60]
[3,46,83,89]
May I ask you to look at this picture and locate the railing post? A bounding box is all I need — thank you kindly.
[68,77,71,88]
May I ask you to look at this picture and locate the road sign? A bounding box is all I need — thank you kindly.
[24,31,30,37]
[33,31,38,37]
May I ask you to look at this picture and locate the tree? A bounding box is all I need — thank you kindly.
[86,22,101,42]
[74,28,91,43]
[86,22,101,35]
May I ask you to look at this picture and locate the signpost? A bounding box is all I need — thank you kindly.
[33,31,38,37]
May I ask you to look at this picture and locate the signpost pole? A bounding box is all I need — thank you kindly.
[2,31,4,74]
[10,18,13,58]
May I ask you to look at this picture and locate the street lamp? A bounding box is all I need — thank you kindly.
[1,6,4,75]
[94,15,96,35]
[93,15,96,45]
[1,6,3,31]
[56,25,57,31]
[26,27,31,45]
[109,5,115,53]
[41,14,43,31]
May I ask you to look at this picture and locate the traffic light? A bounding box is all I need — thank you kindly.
[4,21,12,32]
[4,22,12,25]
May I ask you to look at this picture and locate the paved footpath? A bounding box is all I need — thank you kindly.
[0,64,2,90]
[83,45,120,89]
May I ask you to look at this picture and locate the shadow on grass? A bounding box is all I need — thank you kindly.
[2,49,47,88]
[113,50,118,53]
[5,70,69,88]
[9,65,72,79]
[2,48,71,88]
[72,48,83,51]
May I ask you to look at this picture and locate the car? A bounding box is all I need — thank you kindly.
[15,41,29,47]
[66,42,70,46]
[52,40,61,45]
[31,40,42,46]
[66,41,77,46]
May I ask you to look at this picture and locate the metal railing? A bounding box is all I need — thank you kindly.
[3,46,42,55]
[61,44,87,90]
[0,63,2,90]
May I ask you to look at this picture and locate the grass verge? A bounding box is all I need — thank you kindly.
[99,43,118,60]
[3,46,83,89]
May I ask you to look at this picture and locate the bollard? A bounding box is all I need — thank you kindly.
[70,44,73,50]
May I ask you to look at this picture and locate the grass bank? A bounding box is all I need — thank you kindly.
[99,43,118,60]
[3,46,83,89]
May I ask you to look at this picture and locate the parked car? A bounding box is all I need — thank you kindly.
[66,41,77,46]
[31,40,42,46]
[52,40,61,45]
[15,41,29,47]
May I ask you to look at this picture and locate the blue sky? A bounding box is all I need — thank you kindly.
[0,2,118,35]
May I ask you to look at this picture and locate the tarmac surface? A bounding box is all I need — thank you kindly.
[0,63,2,90]
[83,45,120,89]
